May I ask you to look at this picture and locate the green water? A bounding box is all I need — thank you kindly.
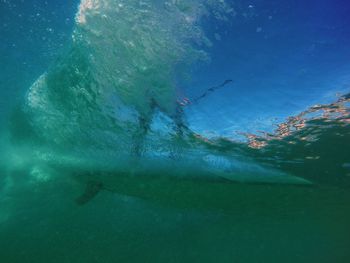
[1,0,350,262]
[1,172,349,263]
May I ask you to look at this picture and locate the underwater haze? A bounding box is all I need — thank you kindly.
[1,0,350,262]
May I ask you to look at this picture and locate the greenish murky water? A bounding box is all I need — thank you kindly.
[1,0,350,262]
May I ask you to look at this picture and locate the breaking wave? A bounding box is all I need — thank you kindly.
[6,0,350,187]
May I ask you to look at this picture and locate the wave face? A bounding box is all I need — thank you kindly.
[6,0,350,187]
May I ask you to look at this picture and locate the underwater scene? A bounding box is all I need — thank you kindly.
[1,0,350,262]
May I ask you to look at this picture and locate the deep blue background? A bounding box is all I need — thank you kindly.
[186,0,350,138]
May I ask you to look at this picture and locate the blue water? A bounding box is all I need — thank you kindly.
[187,0,350,137]
[1,1,350,262]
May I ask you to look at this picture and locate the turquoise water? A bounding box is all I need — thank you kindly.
[1,0,350,262]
